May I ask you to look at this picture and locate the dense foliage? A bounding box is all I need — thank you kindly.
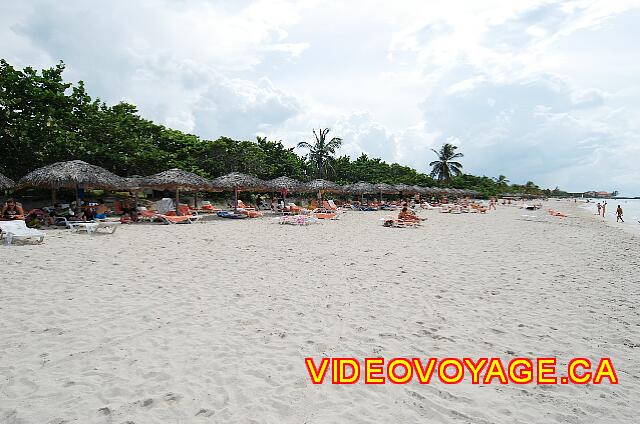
[0,60,567,198]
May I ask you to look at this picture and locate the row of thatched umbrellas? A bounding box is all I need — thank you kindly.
[0,160,478,212]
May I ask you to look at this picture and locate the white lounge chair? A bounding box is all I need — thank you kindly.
[68,221,121,235]
[0,220,45,245]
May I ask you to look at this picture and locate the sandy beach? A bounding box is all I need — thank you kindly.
[1,201,639,423]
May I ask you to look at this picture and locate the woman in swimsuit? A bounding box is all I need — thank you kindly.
[1,198,25,220]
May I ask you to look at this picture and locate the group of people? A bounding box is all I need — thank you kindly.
[0,197,112,227]
[596,201,624,223]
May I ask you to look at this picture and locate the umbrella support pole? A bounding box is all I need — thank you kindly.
[176,189,180,214]
[75,184,81,217]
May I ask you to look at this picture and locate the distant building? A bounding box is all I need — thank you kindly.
[583,191,612,198]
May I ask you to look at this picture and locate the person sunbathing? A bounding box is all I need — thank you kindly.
[398,207,420,222]
[1,198,25,220]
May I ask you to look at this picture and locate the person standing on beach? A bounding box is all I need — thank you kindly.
[597,202,602,215]
[602,202,607,217]
[616,205,624,222]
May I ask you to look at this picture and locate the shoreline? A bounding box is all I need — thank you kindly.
[569,200,640,239]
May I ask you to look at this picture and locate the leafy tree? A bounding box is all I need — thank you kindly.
[0,60,566,200]
[297,128,342,178]
[429,143,463,182]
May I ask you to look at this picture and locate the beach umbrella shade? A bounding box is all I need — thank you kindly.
[394,183,416,197]
[211,172,268,210]
[373,183,398,202]
[375,183,398,194]
[348,181,377,204]
[140,168,213,212]
[302,179,344,203]
[0,172,15,190]
[267,176,302,203]
[412,185,426,196]
[18,160,126,214]
[122,176,146,210]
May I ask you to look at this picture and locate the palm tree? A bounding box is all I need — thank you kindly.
[493,175,509,186]
[429,143,463,182]
[297,128,342,178]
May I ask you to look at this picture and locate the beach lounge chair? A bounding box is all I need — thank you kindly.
[164,209,203,223]
[198,201,221,213]
[139,209,200,224]
[287,202,302,212]
[68,221,121,235]
[0,220,46,245]
[324,200,337,211]
[237,200,255,211]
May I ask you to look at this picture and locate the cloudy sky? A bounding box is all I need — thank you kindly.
[2,0,639,194]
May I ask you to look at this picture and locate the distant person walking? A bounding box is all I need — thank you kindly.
[616,205,624,222]
[597,202,601,215]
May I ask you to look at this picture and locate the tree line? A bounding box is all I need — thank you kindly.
[0,60,568,198]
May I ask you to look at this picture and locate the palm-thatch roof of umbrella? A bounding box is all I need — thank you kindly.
[210,172,268,211]
[0,172,15,190]
[302,179,344,193]
[139,169,212,191]
[211,172,268,191]
[374,183,398,194]
[18,160,126,189]
[267,176,303,192]
[18,160,127,214]
[412,185,426,195]
[348,181,377,194]
[423,186,438,194]
[395,183,416,194]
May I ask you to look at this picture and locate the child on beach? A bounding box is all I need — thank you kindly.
[616,205,624,222]
[597,202,601,215]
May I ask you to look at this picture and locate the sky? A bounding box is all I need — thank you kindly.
[2,0,639,195]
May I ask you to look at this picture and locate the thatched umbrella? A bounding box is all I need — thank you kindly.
[267,176,302,203]
[140,169,213,212]
[122,176,145,211]
[349,181,377,204]
[374,183,398,203]
[394,183,416,198]
[18,160,126,214]
[211,172,268,211]
[0,172,15,190]
[302,179,344,204]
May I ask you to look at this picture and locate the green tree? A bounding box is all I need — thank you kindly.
[297,128,342,178]
[429,143,463,182]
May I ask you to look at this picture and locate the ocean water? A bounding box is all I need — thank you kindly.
[583,198,640,224]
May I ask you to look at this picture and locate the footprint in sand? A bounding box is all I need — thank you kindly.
[195,408,215,417]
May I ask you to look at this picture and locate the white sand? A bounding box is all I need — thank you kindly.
[1,202,639,423]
